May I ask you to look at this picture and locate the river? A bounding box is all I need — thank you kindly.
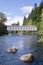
[0,34,43,65]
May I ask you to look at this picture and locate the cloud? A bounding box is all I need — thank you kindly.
[21,6,33,14]
[7,17,11,20]
[21,6,33,18]
[5,16,24,25]
[5,16,12,25]
[3,12,11,16]
[12,16,24,25]
[5,6,33,25]
[26,14,29,18]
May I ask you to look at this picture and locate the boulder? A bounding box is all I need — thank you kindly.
[20,54,34,63]
[6,47,17,53]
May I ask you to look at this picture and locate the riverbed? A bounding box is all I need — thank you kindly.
[0,34,43,65]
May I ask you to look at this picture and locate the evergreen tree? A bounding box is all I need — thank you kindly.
[23,16,27,25]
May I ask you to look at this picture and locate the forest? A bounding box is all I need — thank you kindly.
[23,2,43,42]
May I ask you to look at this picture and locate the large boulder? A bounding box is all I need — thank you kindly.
[20,54,34,63]
[6,47,17,53]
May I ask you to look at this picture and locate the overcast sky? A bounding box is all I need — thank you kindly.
[0,0,41,25]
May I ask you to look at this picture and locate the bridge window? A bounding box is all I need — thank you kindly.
[31,28,32,30]
[15,28,17,30]
[10,28,11,29]
[13,28,14,29]
[18,28,19,29]
[29,28,30,30]
[26,28,27,29]
[23,28,25,30]
[21,28,22,30]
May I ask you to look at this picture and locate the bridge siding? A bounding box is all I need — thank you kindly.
[7,26,37,31]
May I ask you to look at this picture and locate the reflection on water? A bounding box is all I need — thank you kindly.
[18,39,24,50]
[0,34,43,65]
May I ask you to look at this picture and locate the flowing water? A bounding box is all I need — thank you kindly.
[0,34,43,65]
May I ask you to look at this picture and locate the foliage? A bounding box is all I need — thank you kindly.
[39,9,43,32]
[0,23,8,35]
[12,21,20,26]
[23,16,27,25]
[9,31,18,34]
[0,12,8,35]
[16,21,19,25]
[23,2,43,30]
[23,2,43,42]
[0,12,7,24]
[39,2,43,14]
[12,23,16,26]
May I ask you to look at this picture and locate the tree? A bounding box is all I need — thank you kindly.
[16,21,19,25]
[39,2,43,14]
[0,12,8,35]
[27,19,32,26]
[0,12,7,24]
[35,3,37,8]
[38,9,43,42]
[12,23,16,26]
[39,9,43,32]
[23,16,27,25]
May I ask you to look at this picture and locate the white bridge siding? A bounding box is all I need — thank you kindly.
[7,26,37,31]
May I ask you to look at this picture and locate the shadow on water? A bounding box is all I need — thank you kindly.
[0,34,43,65]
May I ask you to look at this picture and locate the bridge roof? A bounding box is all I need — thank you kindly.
[7,25,37,28]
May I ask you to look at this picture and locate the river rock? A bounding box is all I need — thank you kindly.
[20,54,34,63]
[6,47,17,53]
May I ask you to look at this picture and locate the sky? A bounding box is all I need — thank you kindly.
[0,0,41,25]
